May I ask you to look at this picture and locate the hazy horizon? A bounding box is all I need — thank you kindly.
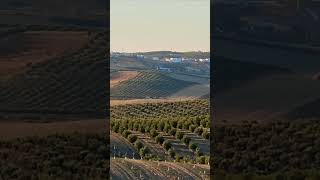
[111,0,210,52]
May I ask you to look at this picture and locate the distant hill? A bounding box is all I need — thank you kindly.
[139,51,210,59]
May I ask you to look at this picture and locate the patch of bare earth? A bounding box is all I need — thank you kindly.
[110,71,139,88]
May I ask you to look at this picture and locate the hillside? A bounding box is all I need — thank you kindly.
[111,100,210,178]
[0,28,107,119]
[213,56,291,93]
[110,71,196,99]
[111,99,209,119]
[214,39,320,122]
[0,29,89,81]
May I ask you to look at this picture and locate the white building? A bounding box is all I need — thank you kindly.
[156,66,172,72]
[169,57,182,63]
[136,55,145,59]
[152,57,160,61]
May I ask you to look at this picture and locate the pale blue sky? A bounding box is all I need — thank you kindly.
[111,0,210,52]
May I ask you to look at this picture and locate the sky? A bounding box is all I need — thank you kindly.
[111,0,210,52]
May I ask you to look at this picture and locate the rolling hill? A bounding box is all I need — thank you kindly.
[214,39,320,122]
[0,27,108,119]
[0,29,89,81]
[110,71,196,99]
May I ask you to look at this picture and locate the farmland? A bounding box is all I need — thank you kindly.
[213,120,320,179]
[0,24,109,178]
[0,30,89,81]
[0,132,109,180]
[111,158,209,180]
[110,100,210,179]
[110,71,196,99]
[0,25,107,117]
[213,34,320,178]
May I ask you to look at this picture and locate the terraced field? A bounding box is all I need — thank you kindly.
[110,71,196,99]
[111,100,210,179]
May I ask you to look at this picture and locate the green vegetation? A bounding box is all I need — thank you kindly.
[213,120,320,178]
[111,100,210,164]
[111,99,209,119]
[110,71,195,99]
[0,133,108,180]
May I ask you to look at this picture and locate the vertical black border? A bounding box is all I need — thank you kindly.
[210,0,214,178]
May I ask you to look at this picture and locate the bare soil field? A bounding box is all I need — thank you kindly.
[110,71,139,88]
[0,118,106,140]
[110,158,210,180]
[0,31,89,80]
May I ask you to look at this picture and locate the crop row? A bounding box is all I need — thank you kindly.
[111,117,210,164]
[110,71,195,99]
[111,99,209,119]
[0,31,108,116]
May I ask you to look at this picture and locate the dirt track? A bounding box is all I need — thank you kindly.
[110,158,210,180]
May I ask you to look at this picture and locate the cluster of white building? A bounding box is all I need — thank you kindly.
[163,57,210,63]
[111,52,210,64]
